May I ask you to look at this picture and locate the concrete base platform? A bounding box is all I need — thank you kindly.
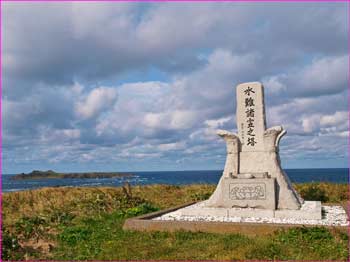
[123,202,349,236]
[179,200,322,220]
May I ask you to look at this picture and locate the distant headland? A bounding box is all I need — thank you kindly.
[11,170,134,180]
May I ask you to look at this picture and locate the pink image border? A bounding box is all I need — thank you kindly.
[0,0,348,260]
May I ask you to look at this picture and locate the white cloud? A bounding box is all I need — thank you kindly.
[298,55,347,96]
[2,3,348,171]
[262,75,287,95]
[263,55,348,99]
[205,116,232,129]
[302,114,321,133]
[75,87,118,119]
[157,142,186,152]
[40,128,81,144]
[320,111,347,126]
[170,110,198,129]
[142,110,197,130]
[335,131,348,138]
[301,111,348,135]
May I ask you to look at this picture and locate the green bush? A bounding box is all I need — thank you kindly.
[59,227,93,245]
[299,183,329,202]
[49,210,75,224]
[123,203,159,217]
[2,226,23,260]
[14,216,47,239]
[190,192,212,201]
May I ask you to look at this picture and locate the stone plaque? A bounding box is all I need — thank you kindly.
[229,183,266,200]
[236,82,266,151]
[205,177,276,209]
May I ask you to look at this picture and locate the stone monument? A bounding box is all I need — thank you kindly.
[179,82,321,219]
[123,81,349,235]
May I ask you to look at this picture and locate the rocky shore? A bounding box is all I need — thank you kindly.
[11,170,134,180]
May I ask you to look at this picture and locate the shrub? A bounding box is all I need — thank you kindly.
[298,183,328,202]
[59,227,93,245]
[14,215,47,239]
[2,226,23,260]
[190,192,212,201]
[123,202,159,217]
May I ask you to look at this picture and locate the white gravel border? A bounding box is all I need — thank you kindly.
[153,204,349,227]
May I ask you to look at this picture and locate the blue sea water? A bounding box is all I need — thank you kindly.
[2,168,348,193]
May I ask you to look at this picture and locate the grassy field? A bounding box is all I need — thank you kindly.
[2,183,349,260]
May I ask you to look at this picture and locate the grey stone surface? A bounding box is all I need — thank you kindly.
[236,82,266,152]
[178,204,275,218]
[275,201,322,220]
[124,204,348,236]
[159,201,338,223]
[205,177,276,209]
[217,130,239,178]
[178,206,229,217]
[205,82,305,211]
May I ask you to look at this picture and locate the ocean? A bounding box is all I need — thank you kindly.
[2,168,348,193]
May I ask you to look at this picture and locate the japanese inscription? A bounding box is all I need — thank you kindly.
[236,82,266,151]
[244,87,256,147]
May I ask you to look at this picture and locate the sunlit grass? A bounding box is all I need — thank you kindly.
[2,183,348,260]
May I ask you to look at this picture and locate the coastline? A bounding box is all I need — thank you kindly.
[2,168,348,193]
[10,170,134,180]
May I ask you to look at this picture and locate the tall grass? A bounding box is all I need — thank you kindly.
[2,183,348,260]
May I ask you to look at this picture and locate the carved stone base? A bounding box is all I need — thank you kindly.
[205,177,276,210]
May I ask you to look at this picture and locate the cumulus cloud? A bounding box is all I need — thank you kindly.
[75,87,118,119]
[143,110,197,130]
[321,111,348,126]
[301,111,348,135]
[3,2,348,172]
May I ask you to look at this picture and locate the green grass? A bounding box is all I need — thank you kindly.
[54,214,348,260]
[2,183,349,260]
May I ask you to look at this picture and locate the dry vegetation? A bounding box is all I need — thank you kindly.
[2,182,348,260]
[3,184,214,225]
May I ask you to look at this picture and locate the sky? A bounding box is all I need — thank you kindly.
[2,2,349,174]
